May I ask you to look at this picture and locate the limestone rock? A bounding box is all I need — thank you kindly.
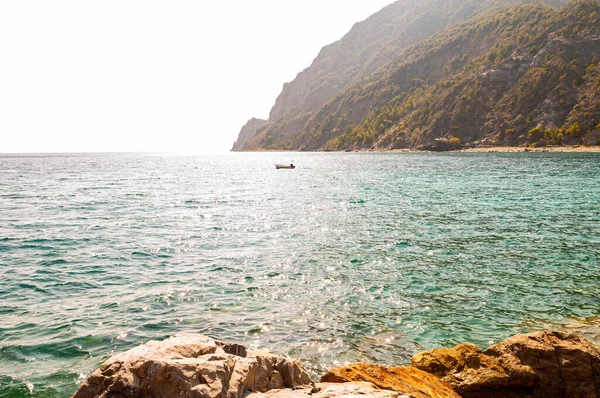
[320,362,461,398]
[72,333,311,398]
[411,330,600,398]
[244,382,410,397]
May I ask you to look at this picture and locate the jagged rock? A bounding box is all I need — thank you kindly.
[72,333,311,398]
[411,330,600,398]
[320,362,461,398]
[244,382,410,397]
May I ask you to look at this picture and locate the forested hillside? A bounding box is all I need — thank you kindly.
[239,0,600,151]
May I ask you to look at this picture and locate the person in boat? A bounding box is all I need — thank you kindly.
[290,163,295,169]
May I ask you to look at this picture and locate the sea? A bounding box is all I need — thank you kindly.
[0,152,599,397]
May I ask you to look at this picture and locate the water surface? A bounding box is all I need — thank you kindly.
[1,152,599,397]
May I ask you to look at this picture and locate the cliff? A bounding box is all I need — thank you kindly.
[231,118,268,151]
[234,0,572,151]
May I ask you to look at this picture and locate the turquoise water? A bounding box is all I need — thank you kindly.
[0,152,599,397]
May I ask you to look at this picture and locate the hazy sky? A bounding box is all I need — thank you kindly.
[1,1,396,153]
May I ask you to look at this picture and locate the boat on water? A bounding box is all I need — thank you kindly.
[275,164,295,169]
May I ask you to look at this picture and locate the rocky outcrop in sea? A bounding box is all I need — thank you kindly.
[73,330,600,398]
[231,118,268,151]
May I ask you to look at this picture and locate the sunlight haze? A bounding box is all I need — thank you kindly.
[0,0,396,153]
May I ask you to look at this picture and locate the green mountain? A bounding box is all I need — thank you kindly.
[234,0,600,151]
[308,0,600,151]
[268,0,568,121]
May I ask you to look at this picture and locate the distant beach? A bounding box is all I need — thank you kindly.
[373,145,600,153]
[459,145,600,153]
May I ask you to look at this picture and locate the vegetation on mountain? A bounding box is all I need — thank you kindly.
[236,0,600,151]
[267,0,564,119]
[234,0,570,151]
[313,0,600,151]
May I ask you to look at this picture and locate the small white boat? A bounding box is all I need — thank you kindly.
[275,164,295,169]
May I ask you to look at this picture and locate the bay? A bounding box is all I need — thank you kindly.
[0,152,599,397]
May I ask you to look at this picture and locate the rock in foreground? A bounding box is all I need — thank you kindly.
[72,333,311,398]
[411,330,600,398]
[246,382,409,397]
[74,330,600,398]
[321,362,460,398]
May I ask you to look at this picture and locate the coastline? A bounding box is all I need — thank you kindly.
[457,145,600,153]
[73,330,600,398]
[235,145,600,153]
[5,153,599,397]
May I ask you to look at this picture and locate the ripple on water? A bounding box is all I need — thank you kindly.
[0,152,599,396]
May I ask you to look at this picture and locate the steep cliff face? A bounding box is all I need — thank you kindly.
[231,118,267,151]
[234,0,569,151]
[267,0,569,122]
[268,0,464,121]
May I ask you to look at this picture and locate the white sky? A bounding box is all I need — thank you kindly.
[0,1,396,154]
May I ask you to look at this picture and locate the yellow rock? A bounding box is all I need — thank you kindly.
[320,362,462,398]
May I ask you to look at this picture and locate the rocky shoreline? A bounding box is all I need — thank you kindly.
[238,145,600,153]
[73,330,600,398]
[457,146,600,153]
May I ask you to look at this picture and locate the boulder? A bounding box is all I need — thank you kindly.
[411,330,600,398]
[245,381,410,397]
[73,333,311,398]
[320,362,461,398]
[581,130,600,146]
